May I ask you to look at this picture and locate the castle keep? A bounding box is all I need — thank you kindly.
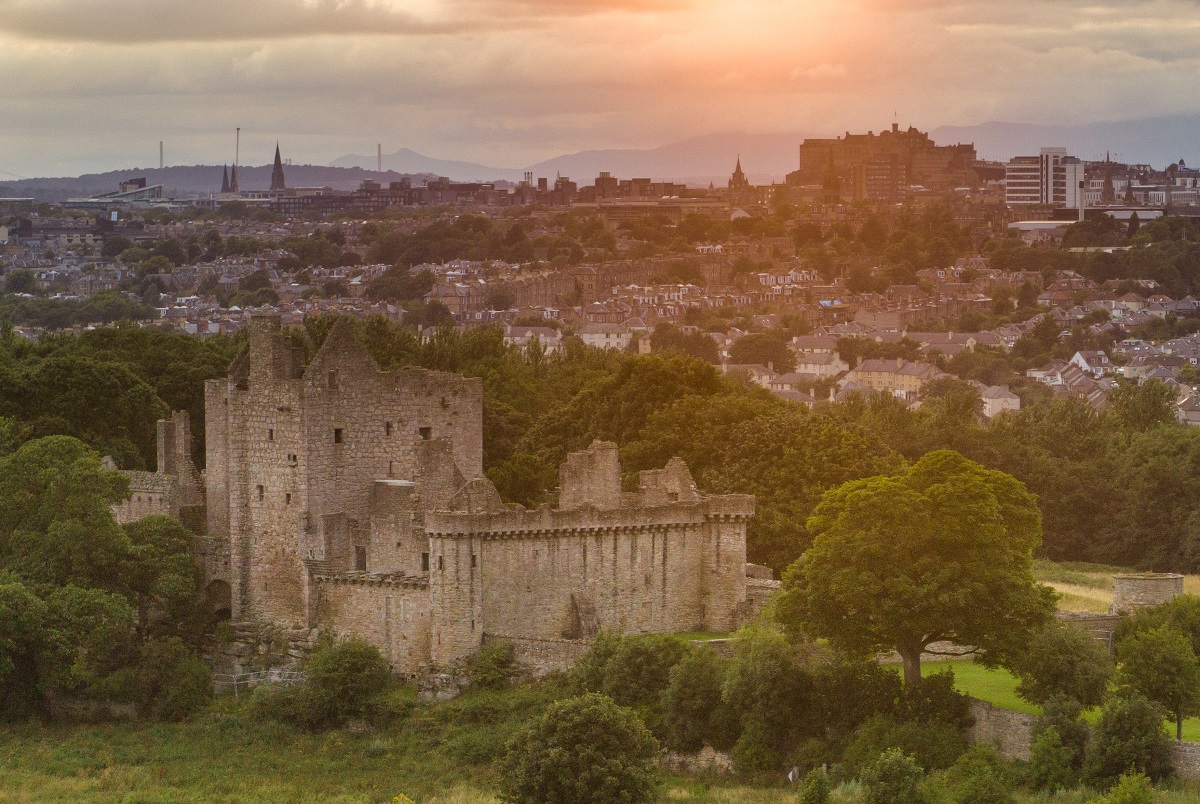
[119,313,756,673]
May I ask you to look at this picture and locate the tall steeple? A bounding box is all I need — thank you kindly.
[220,164,230,194]
[270,143,287,191]
[229,164,239,195]
[1101,152,1115,205]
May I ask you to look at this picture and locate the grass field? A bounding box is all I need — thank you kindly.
[1032,560,1200,613]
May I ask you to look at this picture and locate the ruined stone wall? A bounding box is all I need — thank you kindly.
[316,576,431,676]
[113,473,177,524]
[484,634,589,677]
[426,497,753,666]
[1111,574,1184,614]
[969,699,1035,762]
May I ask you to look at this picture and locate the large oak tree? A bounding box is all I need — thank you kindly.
[777,450,1055,687]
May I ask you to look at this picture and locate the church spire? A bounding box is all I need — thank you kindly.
[220,164,230,194]
[230,163,239,195]
[1101,152,1115,205]
[270,143,287,191]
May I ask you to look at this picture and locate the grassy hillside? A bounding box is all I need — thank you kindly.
[1034,561,1200,613]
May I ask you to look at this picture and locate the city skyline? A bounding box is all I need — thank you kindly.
[3,0,1200,178]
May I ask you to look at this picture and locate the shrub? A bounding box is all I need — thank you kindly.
[303,638,392,727]
[661,647,727,752]
[133,637,212,721]
[1014,623,1113,708]
[569,629,624,693]
[600,635,688,710]
[860,748,925,804]
[722,625,818,754]
[947,745,1013,804]
[899,671,973,732]
[731,720,781,779]
[467,640,516,690]
[499,693,659,804]
[1082,693,1173,789]
[1029,696,1088,790]
[799,767,831,804]
[1095,770,1154,804]
[815,659,902,745]
[842,714,966,775]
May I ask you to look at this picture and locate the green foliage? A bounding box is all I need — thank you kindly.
[860,748,925,804]
[1029,696,1089,791]
[814,659,903,747]
[728,330,795,372]
[722,626,818,760]
[466,640,516,690]
[1014,623,1113,708]
[731,720,781,779]
[661,646,728,752]
[1083,693,1174,789]
[946,745,1013,804]
[1029,725,1078,792]
[799,767,831,804]
[1095,770,1155,804]
[650,324,719,364]
[131,637,213,721]
[1116,594,1200,657]
[1107,380,1179,435]
[499,692,659,804]
[842,714,966,775]
[777,450,1055,685]
[1116,626,1200,740]
[301,638,394,729]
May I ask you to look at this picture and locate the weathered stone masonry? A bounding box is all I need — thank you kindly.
[123,312,757,674]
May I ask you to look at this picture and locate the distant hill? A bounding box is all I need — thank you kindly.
[332,132,812,186]
[930,116,1200,168]
[0,164,442,203]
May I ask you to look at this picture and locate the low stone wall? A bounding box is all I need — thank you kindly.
[1173,741,1200,779]
[661,747,734,775]
[968,699,1036,762]
[969,697,1200,780]
[1057,610,1122,644]
[486,633,589,676]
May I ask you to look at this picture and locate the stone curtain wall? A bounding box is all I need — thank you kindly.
[315,575,431,675]
[484,634,589,677]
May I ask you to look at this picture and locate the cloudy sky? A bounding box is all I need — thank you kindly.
[1,0,1198,177]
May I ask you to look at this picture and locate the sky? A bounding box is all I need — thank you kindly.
[2,0,1199,178]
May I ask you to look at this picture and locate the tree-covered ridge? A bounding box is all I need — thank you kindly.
[3,315,1200,573]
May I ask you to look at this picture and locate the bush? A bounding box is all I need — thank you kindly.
[842,714,967,775]
[861,748,925,804]
[722,625,818,754]
[133,637,212,721]
[499,693,659,804]
[731,720,781,779]
[1015,623,1113,708]
[947,745,1013,804]
[303,638,392,727]
[1083,693,1173,789]
[467,640,516,690]
[1095,770,1154,804]
[661,647,727,752]
[570,630,624,693]
[799,767,831,804]
[815,659,902,746]
[1029,696,1088,790]
[600,635,688,710]
[899,671,973,732]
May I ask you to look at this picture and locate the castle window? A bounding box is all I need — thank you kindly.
[354,546,367,572]
[333,428,344,444]
[419,427,432,441]
[437,555,444,571]
[385,421,393,436]
[388,461,395,477]
[287,453,297,466]
[268,428,274,441]
[327,370,339,390]
[421,552,430,572]
[285,493,292,505]
[471,554,477,568]
[256,485,264,502]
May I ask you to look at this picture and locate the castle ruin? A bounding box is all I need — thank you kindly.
[117,313,756,673]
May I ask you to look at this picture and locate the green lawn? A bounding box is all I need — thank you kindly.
[915,660,1200,741]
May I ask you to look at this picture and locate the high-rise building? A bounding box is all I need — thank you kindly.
[1005,148,1083,208]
